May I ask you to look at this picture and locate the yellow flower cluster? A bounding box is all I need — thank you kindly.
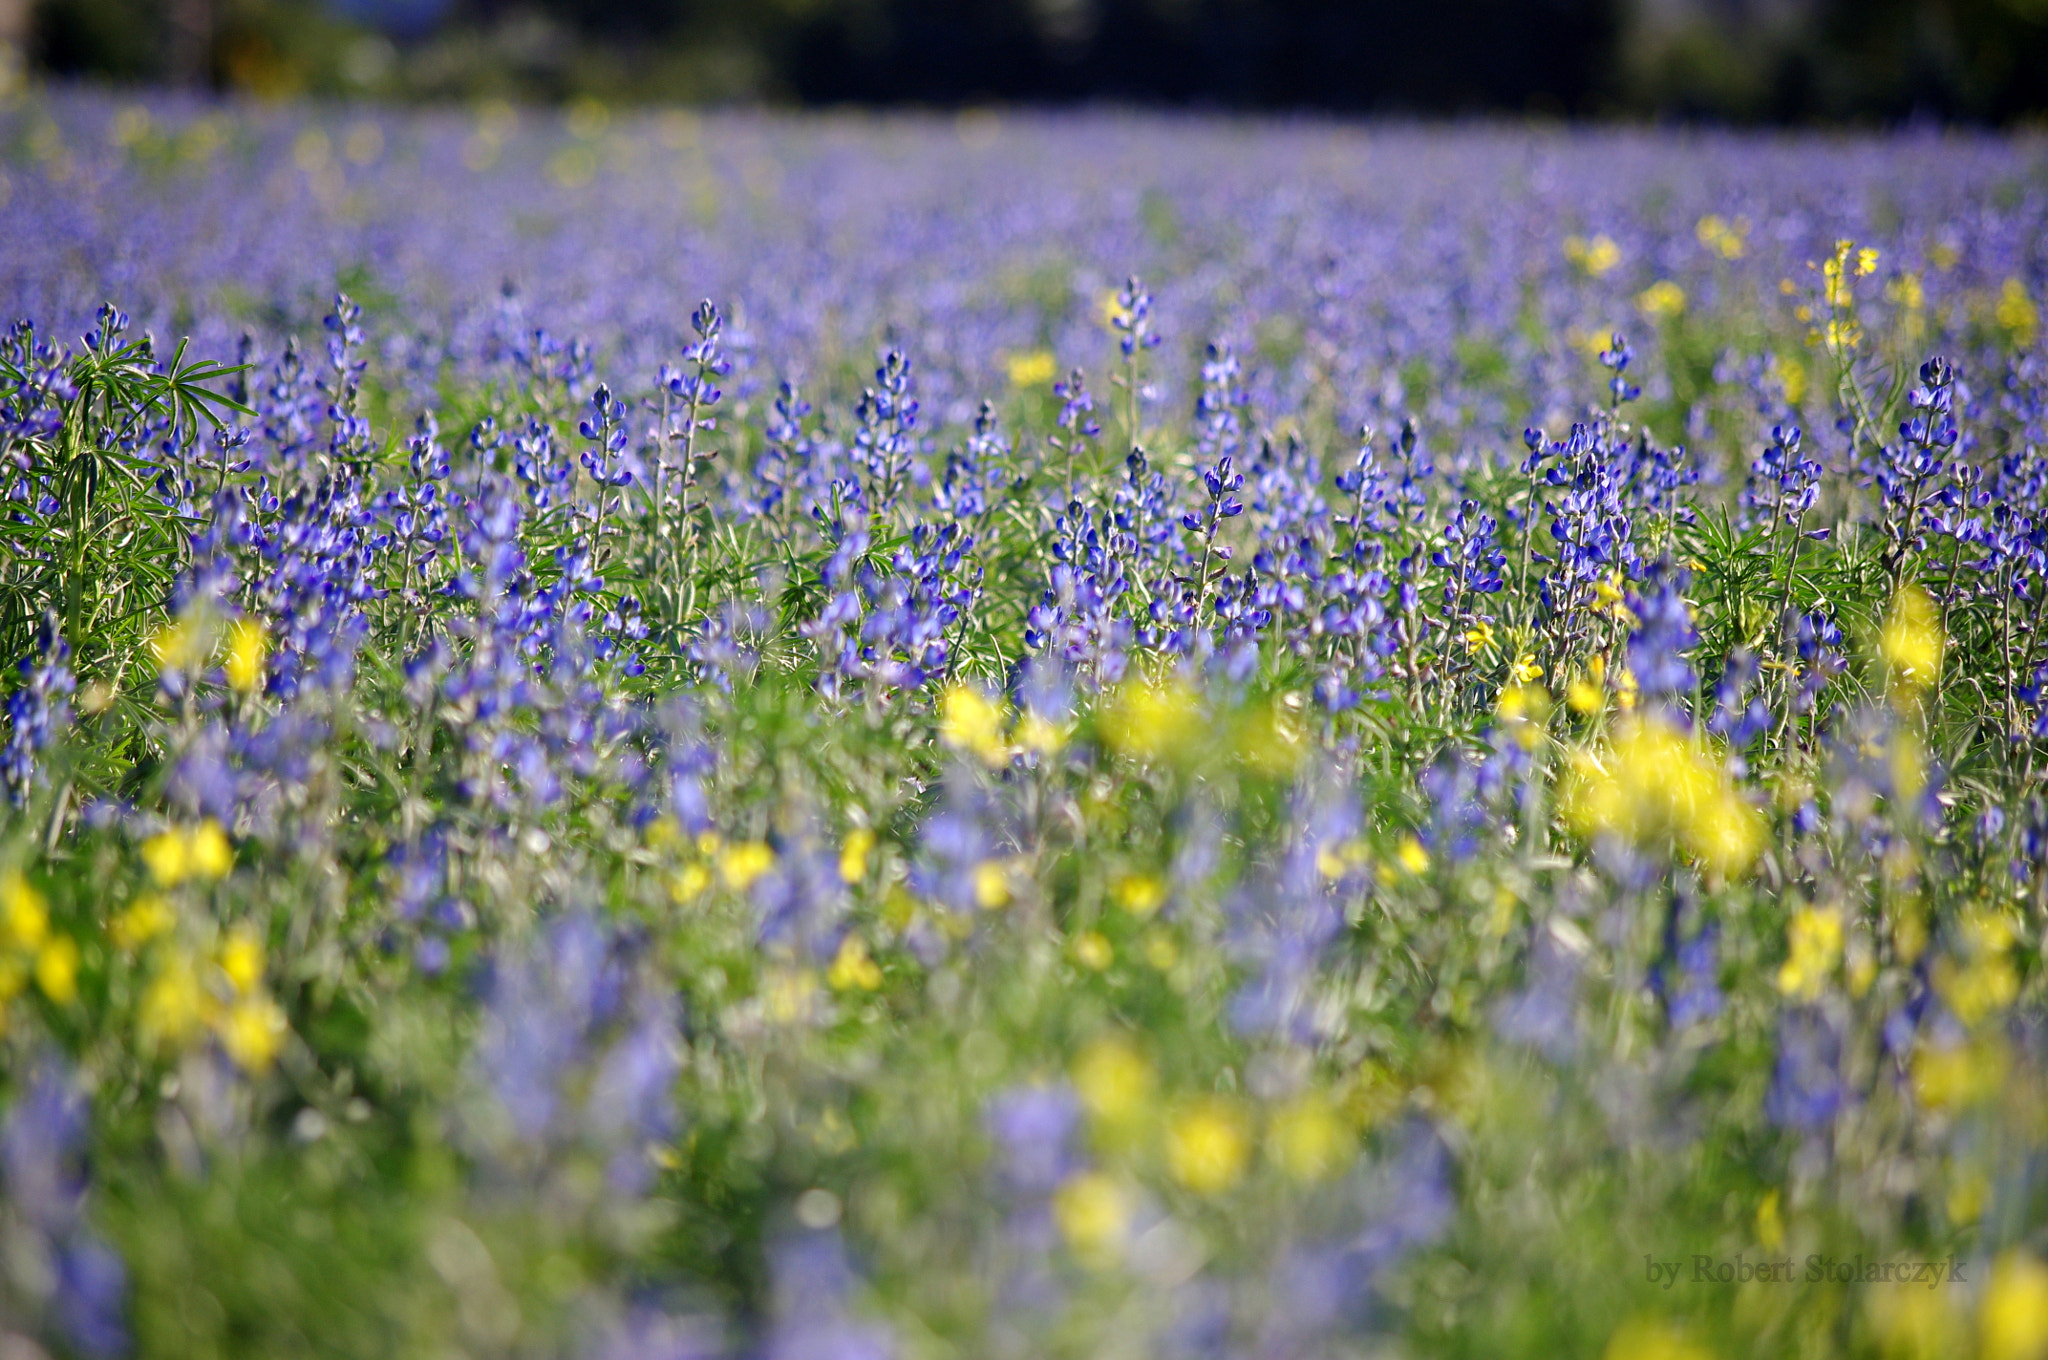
[1564,233,1622,278]
[1100,677,1201,763]
[1880,583,1943,698]
[0,871,81,1022]
[1695,214,1748,260]
[136,923,288,1073]
[1637,280,1687,321]
[142,820,235,887]
[1996,278,2038,350]
[940,683,1069,767]
[149,610,270,693]
[1004,349,1057,389]
[1776,906,1844,1001]
[1564,715,1762,876]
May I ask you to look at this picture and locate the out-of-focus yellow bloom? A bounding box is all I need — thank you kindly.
[149,611,212,673]
[1637,280,1687,320]
[838,827,875,885]
[1982,1251,2048,1360]
[1776,907,1844,1000]
[1948,1166,1989,1226]
[1889,271,1926,313]
[218,995,287,1072]
[1268,1094,1349,1181]
[1004,349,1057,389]
[1880,584,1943,696]
[669,862,711,902]
[940,684,1010,765]
[826,935,883,992]
[1603,1317,1716,1360]
[1770,352,1808,406]
[717,841,775,891]
[1868,1286,1965,1360]
[1913,1037,2008,1113]
[1593,570,1632,618]
[762,967,818,1024]
[34,935,78,1004]
[1072,930,1113,971]
[1996,279,2039,349]
[0,956,24,1004]
[110,894,176,951]
[1053,1172,1129,1261]
[1015,708,1068,756]
[1857,247,1881,276]
[1235,699,1305,778]
[972,861,1011,909]
[1114,873,1166,918]
[1696,214,1747,259]
[1496,683,1550,750]
[1395,836,1430,875]
[2,871,48,950]
[1100,289,1126,331]
[1565,233,1622,278]
[1073,1035,1154,1127]
[224,617,269,694]
[1166,1098,1249,1194]
[1103,677,1202,761]
[1756,1189,1785,1251]
[142,821,234,887]
[1563,715,1762,876]
[219,927,265,996]
[139,953,208,1048]
[1143,929,1179,971]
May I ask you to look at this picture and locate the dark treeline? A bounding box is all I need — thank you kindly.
[15,0,2048,120]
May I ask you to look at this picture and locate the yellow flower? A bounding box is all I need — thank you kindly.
[1770,352,1808,406]
[142,821,233,887]
[1072,930,1113,971]
[1603,1318,1715,1360]
[1463,620,1497,653]
[1268,1094,1349,1181]
[1395,836,1430,875]
[762,967,819,1024]
[838,828,874,885]
[224,617,269,694]
[1103,677,1202,762]
[940,684,1010,765]
[972,861,1011,910]
[1142,930,1179,971]
[1637,280,1687,320]
[110,894,176,951]
[1014,709,1068,756]
[1912,1037,2008,1113]
[139,953,209,1049]
[2,871,49,950]
[1052,1172,1129,1261]
[717,841,775,891]
[1880,584,1943,696]
[1856,246,1881,277]
[1756,1189,1784,1251]
[1695,214,1747,260]
[149,611,212,673]
[1982,1251,2048,1360]
[1004,349,1057,389]
[219,927,265,996]
[669,862,711,902]
[218,994,288,1072]
[1166,1098,1250,1194]
[1563,715,1762,876]
[1508,654,1543,686]
[1996,279,2039,349]
[1776,907,1844,1000]
[1113,873,1166,918]
[826,935,883,992]
[1565,233,1622,278]
[34,935,78,1004]
[1073,1035,1154,1127]
[1235,700,1306,779]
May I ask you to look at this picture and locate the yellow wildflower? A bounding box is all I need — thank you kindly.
[1052,1172,1129,1261]
[1637,280,1686,320]
[1756,1189,1784,1251]
[1603,1318,1715,1360]
[111,894,176,951]
[669,862,711,902]
[1770,352,1808,406]
[2,871,49,950]
[972,861,1011,910]
[218,994,288,1072]
[826,935,883,992]
[219,927,265,996]
[142,821,233,887]
[1880,584,1942,696]
[1565,233,1622,278]
[1563,714,1762,876]
[1014,708,1068,756]
[1463,619,1496,653]
[1395,836,1430,875]
[1776,907,1844,1001]
[1996,279,2039,350]
[940,684,1010,765]
[1912,1037,2008,1113]
[1073,1035,1154,1127]
[139,953,209,1049]
[838,827,875,885]
[1004,349,1057,389]
[1856,247,1880,276]
[1142,930,1179,970]
[717,840,775,891]
[1268,1094,1349,1182]
[1166,1098,1249,1194]
[34,936,78,1004]
[149,611,212,673]
[1114,873,1166,918]
[1103,677,1202,761]
[1508,653,1543,685]
[1982,1251,2048,1360]
[224,617,269,693]
[1072,930,1113,971]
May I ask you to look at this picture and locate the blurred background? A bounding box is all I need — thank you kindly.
[1,0,2045,120]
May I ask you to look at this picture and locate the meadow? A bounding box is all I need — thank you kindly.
[2,89,2048,1359]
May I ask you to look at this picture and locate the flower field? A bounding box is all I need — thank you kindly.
[3,92,2048,1359]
